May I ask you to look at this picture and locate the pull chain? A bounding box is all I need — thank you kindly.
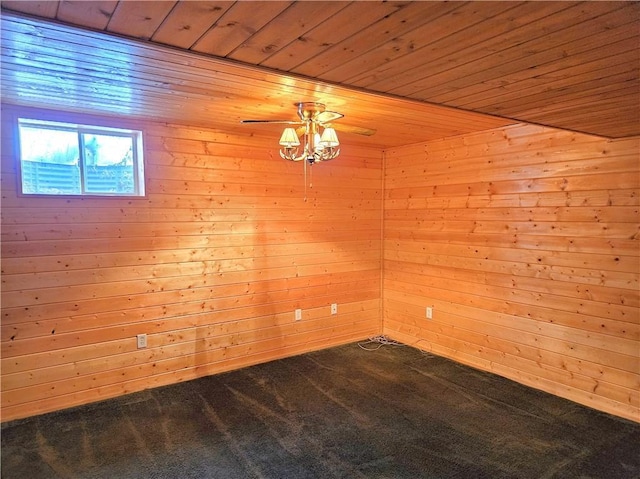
[303,159,314,202]
[304,158,308,202]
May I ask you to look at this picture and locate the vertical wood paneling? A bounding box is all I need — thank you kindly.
[382,124,640,422]
[0,105,383,421]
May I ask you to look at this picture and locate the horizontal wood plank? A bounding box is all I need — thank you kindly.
[0,105,382,421]
[383,124,640,422]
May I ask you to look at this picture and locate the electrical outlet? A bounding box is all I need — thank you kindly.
[136,333,147,349]
[331,303,338,315]
[295,309,302,321]
[426,307,433,319]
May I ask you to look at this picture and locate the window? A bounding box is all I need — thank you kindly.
[18,118,145,196]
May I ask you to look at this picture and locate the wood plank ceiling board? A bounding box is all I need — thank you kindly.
[278,1,463,77]
[191,2,293,57]
[0,1,58,18]
[0,13,513,150]
[150,1,235,49]
[411,5,637,102]
[259,1,408,72]
[106,1,178,39]
[309,1,522,85]
[353,1,576,93]
[56,1,119,30]
[226,1,350,65]
[1,1,638,139]
[427,6,639,105]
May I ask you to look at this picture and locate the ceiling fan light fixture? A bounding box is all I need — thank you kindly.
[247,102,347,163]
[279,125,339,163]
[243,102,373,197]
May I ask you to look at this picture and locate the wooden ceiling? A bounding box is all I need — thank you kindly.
[1,1,638,148]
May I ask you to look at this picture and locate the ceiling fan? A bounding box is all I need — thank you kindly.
[241,102,375,164]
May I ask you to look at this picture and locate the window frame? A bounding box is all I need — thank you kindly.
[17,116,146,198]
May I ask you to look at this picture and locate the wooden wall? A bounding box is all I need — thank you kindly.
[383,123,640,422]
[3,105,638,424]
[0,105,383,422]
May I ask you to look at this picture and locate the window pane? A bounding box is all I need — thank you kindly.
[18,118,144,197]
[19,125,81,194]
[82,133,136,194]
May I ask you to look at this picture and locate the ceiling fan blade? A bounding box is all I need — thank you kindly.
[241,119,302,125]
[242,103,373,137]
[329,123,376,136]
[316,111,344,123]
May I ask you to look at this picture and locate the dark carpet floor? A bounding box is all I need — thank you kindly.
[2,341,639,479]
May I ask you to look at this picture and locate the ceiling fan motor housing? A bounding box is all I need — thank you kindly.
[296,102,326,121]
